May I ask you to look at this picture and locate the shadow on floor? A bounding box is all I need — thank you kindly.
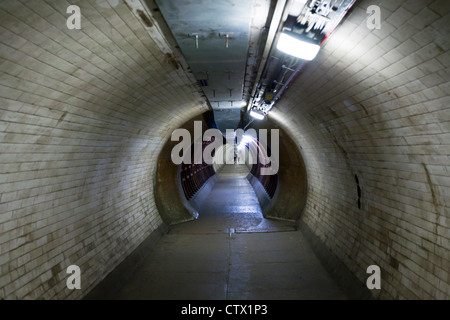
[104,165,348,300]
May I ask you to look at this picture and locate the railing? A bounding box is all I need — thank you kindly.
[180,137,278,201]
[180,140,215,200]
[250,162,278,199]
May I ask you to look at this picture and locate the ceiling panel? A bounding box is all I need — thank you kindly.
[155,0,255,132]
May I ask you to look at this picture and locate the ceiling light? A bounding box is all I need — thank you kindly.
[249,109,265,120]
[241,135,254,143]
[277,32,320,60]
[238,134,255,150]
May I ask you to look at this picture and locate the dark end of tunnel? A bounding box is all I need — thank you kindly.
[154,112,308,225]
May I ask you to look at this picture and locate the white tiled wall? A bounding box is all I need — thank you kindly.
[0,0,207,299]
[274,0,449,299]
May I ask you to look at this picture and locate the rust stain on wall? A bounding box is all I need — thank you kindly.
[136,9,154,28]
[165,53,180,70]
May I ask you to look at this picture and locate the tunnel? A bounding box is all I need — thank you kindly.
[0,0,449,302]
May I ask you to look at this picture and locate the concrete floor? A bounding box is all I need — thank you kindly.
[111,165,348,299]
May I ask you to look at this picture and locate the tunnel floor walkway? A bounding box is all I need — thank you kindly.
[110,165,348,299]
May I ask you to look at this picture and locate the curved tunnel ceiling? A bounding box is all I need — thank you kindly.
[0,0,448,300]
[153,0,271,132]
[152,0,357,131]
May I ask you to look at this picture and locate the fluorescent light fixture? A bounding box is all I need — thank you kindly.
[277,32,320,60]
[241,135,254,143]
[249,109,265,120]
[238,135,255,150]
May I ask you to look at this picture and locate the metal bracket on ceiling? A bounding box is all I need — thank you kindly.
[281,64,296,71]
[189,33,200,49]
[219,32,235,48]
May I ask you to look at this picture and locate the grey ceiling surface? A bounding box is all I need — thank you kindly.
[155,0,256,132]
